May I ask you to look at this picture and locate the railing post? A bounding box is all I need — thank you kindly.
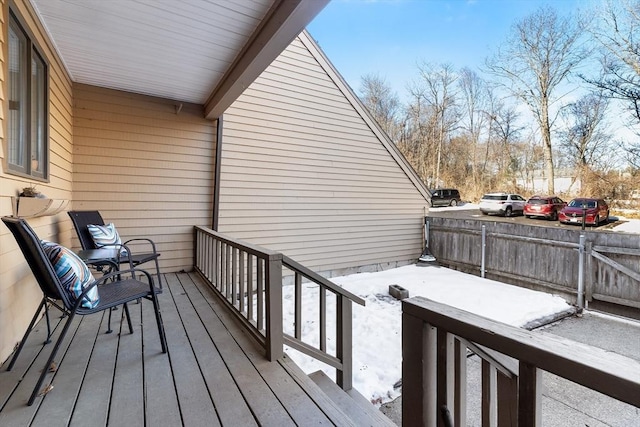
[336,297,353,390]
[577,234,586,310]
[481,225,486,278]
[265,254,283,361]
[518,362,542,427]
[402,310,437,427]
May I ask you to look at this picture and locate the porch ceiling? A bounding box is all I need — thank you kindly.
[30,0,328,119]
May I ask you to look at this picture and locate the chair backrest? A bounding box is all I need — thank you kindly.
[2,217,70,305]
[68,210,105,250]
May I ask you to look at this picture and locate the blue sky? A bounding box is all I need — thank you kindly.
[307,0,594,100]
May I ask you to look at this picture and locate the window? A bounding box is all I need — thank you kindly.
[7,11,48,179]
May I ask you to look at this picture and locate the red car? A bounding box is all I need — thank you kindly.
[558,198,609,226]
[524,195,566,220]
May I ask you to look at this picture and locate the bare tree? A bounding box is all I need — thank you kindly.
[359,73,401,140]
[486,6,588,194]
[458,68,489,187]
[488,100,523,186]
[559,92,612,168]
[401,87,439,185]
[559,91,614,192]
[413,62,460,186]
[584,0,640,166]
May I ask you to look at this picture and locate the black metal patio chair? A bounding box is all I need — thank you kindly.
[68,210,163,289]
[1,216,167,406]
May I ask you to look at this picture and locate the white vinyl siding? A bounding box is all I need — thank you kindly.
[218,33,429,276]
[72,84,216,272]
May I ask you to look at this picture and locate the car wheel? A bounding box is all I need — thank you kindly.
[481,211,488,215]
[504,207,512,217]
[450,199,458,207]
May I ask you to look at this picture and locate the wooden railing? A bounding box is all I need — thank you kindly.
[194,226,365,390]
[402,296,640,427]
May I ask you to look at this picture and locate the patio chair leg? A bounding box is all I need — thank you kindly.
[150,292,167,353]
[123,303,134,334]
[7,299,47,371]
[154,259,163,289]
[106,307,113,334]
[44,302,52,344]
[28,312,76,406]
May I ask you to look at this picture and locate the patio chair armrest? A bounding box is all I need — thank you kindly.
[92,267,155,287]
[72,267,157,310]
[122,237,159,254]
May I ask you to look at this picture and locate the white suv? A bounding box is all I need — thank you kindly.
[479,193,526,217]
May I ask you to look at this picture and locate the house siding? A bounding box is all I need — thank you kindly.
[0,0,74,363]
[218,33,430,276]
[72,84,216,272]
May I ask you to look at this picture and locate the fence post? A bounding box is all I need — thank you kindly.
[481,225,486,278]
[577,234,586,311]
[425,218,430,249]
[265,254,284,361]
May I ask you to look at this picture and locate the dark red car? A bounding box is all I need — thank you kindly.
[524,195,566,220]
[558,198,609,226]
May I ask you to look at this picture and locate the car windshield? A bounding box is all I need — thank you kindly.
[527,199,547,205]
[568,199,596,208]
[483,195,507,201]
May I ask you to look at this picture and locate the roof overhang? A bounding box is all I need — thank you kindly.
[30,0,329,120]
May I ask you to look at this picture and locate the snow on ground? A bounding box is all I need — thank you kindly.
[282,264,573,405]
[282,204,640,405]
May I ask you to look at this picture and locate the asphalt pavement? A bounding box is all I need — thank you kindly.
[380,310,640,426]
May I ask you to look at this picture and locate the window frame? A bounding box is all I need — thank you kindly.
[6,8,49,181]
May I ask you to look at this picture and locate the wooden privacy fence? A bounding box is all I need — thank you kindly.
[193,226,365,390]
[402,297,640,427]
[425,217,640,311]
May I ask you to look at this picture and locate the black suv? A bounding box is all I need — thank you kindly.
[430,188,461,207]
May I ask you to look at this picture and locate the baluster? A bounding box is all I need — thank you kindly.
[239,250,245,313]
[257,257,264,331]
[247,255,254,322]
[232,246,237,305]
[454,339,467,426]
[437,329,455,427]
[482,360,498,426]
[295,272,302,339]
[319,287,326,352]
[225,243,231,298]
[214,239,220,289]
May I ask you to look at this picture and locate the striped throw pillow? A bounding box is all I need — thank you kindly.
[87,223,127,255]
[41,240,99,309]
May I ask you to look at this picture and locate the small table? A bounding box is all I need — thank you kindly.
[77,248,121,272]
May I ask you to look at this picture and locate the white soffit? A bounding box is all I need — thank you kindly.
[30,0,327,111]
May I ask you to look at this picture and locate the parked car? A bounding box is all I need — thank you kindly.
[430,188,461,207]
[558,198,609,226]
[524,195,566,220]
[479,193,526,216]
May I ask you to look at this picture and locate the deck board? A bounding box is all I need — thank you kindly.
[167,274,257,427]
[109,303,145,425]
[183,273,297,427]
[187,274,337,426]
[141,290,183,427]
[69,312,118,427]
[0,272,387,427]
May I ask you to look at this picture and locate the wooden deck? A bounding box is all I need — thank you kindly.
[0,272,391,426]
